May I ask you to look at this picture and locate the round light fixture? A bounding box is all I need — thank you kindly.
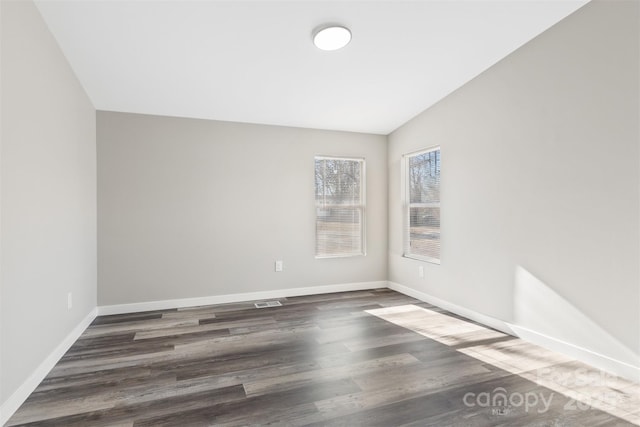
[313,26,351,51]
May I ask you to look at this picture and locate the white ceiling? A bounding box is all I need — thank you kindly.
[35,0,589,135]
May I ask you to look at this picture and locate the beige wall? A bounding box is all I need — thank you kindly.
[1,0,97,405]
[388,0,639,368]
[97,112,387,305]
[1,0,638,414]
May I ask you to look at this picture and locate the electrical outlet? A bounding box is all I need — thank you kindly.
[418,266,424,278]
[275,260,283,272]
[67,292,73,310]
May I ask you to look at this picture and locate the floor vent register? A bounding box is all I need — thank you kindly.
[254,301,283,308]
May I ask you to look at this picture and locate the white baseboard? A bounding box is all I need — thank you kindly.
[388,281,640,384]
[0,307,98,426]
[508,324,640,384]
[387,281,515,335]
[98,281,388,316]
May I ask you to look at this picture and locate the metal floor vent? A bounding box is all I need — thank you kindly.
[254,301,282,309]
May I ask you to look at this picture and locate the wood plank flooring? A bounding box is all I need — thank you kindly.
[7,289,639,426]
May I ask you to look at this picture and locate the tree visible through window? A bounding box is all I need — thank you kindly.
[315,156,365,258]
[404,147,440,262]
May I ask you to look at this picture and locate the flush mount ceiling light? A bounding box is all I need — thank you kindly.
[313,25,351,51]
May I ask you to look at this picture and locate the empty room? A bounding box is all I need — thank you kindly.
[1,0,639,425]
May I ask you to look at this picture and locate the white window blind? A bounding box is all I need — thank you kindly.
[404,147,441,263]
[315,156,365,258]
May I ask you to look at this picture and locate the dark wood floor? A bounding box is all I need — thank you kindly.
[7,289,639,426]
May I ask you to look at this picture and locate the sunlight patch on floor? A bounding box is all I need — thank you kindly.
[366,304,640,425]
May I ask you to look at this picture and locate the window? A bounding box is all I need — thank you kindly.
[404,147,441,263]
[315,156,365,258]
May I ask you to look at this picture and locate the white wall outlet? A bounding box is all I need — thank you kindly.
[275,260,283,272]
[418,265,424,278]
[67,292,73,310]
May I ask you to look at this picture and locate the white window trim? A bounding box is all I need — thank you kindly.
[402,146,441,265]
[315,155,366,259]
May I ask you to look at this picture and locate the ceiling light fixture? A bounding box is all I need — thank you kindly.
[313,25,351,51]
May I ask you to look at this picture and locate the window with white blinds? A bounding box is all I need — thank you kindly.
[404,147,441,263]
[315,156,365,258]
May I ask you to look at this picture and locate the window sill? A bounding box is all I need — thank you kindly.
[403,254,440,265]
[316,253,366,259]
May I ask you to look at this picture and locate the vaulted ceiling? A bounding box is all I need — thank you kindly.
[35,1,589,134]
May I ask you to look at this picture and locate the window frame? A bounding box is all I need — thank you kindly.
[402,146,441,264]
[314,155,366,259]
